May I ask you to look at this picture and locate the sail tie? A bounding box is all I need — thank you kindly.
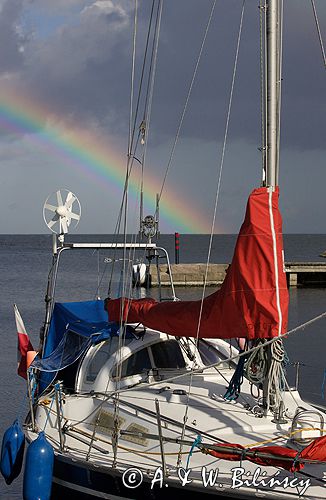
[186,434,202,469]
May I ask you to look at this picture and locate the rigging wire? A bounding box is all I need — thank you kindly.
[107,0,164,467]
[310,0,326,68]
[102,5,165,450]
[142,0,163,134]
[128,0,138,159]
[129,0,157,158]
[177,0,247,467]
[87,0,144,463]
[276,0,284,185]
[102,1,162,299]
[117,0,164,374]
[140,0,163,228]
[96,0,157,300]
[156,0,218,214]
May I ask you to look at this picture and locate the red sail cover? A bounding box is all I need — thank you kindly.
[206,434,326,472]
[106,187,289,339]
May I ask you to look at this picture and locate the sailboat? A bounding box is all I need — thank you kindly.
[2,1,326,499]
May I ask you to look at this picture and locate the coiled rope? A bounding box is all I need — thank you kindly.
[265,339,286,411]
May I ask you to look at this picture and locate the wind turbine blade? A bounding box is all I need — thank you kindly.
[61,218,68,233]
[44,203,57,212]
[68,212,80,221]
[48,213,59,228]
[48,219,58,228]
[56,190,63,207]
[65,191,76,209]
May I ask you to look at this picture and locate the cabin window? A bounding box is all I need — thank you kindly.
[112,340,186,379]
[198,340,221,366]
[151,340,185,369]
[198,340,235,368]
[86,337,131,382]
[113,347,152,379]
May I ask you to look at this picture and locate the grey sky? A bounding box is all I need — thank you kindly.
[0,0,325,234]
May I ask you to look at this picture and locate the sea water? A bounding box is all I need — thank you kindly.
[1,234,326,498]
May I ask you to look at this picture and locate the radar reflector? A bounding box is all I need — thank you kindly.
[43,189,81,234]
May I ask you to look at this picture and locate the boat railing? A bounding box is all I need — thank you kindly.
[41,240,177,355]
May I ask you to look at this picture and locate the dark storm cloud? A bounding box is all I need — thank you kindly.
[1,0,322,151]
[14,0,323,152]
[18,0,135,132]
[150,0,325,150]
[0,0,25,72]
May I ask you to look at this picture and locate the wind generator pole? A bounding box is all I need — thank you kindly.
[265,0,281,187]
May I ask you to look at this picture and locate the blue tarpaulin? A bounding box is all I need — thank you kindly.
[43,300,109,358]
[35,300,121,392]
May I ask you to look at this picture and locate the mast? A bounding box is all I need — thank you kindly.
[263,0,285,415]
[265,0,281,187]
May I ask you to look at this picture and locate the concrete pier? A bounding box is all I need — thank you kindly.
[284,262,326,287]
[150,262,326,287]
[151,263,228,287]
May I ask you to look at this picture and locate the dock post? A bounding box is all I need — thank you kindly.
[289,273,298,287]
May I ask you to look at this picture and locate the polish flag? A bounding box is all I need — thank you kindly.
[14,304,34,379]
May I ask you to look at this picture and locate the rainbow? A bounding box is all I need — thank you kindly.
[0,85,223,233]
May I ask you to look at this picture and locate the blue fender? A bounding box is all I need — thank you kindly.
[0,419,25,485]
[23,431,54,500]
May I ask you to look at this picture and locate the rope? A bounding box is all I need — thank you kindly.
[186,434,202,469]
[245,339,267,385]
[264,338,285,411]
[280,366,299,408]
[223,350,248,401]
[245,338,286,411]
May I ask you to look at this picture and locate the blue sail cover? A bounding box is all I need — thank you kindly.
[34,300,121,392]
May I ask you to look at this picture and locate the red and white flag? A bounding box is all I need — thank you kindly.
[14,304,34,379]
